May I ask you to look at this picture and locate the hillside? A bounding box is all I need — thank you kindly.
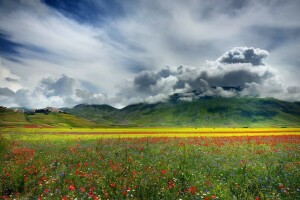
[0,106,30,127]
[0,106,99,128]
[64,97,300,127]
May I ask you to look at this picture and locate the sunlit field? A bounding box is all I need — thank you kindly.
[1,128,300,199]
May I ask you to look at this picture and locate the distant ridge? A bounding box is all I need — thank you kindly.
[63,97,300,127]
[1,97,300,128]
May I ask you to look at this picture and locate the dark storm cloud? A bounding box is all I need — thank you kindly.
[123,47,281,103]
[40,75,76,97]
[217,47,269,66]
[133,71,161,92]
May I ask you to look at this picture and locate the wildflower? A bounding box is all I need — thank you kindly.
[122,191,127,196]
[109,183,116,189]
[62,196,67,200]
[168,181,175,189]
[131,171,136,177]
[80,187,85,192]
[278,184,284,190]
[44,188,50,193]
[255,197,260,200]
[68,185,76,191]
[161,169,167,176]
[188,186,197,195]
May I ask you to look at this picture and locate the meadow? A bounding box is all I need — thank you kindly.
[0,128,299,199]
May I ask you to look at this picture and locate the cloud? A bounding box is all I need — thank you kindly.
[118,47,300,104]
[0,0,300,107]
[40,75,77,97]
[217,47,269,66]
[0,87,15,97]
[0,60,23,92]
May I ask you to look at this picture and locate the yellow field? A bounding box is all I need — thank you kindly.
[2,127,300,141]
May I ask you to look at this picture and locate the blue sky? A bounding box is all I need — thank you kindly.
[0,0,300,108]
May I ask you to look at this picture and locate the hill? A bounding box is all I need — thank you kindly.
[64,97,300,127]
[0,106,30,127]
[0,106,99,128]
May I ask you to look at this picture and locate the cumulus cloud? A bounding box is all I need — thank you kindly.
[117,47,300,104]
[217,47,269,66]
[40,75,77,97]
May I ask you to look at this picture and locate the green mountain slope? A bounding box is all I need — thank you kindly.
[64,97,300,127]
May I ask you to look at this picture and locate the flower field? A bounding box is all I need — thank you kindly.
[0,129,300,199]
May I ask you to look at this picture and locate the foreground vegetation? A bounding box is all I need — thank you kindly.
[1,130,299,199]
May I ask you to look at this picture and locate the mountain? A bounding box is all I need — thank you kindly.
[1,97,300,128]
[64,104,118,126]
[64,97,300,127]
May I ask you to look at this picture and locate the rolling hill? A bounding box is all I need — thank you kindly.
[0,106,98,128]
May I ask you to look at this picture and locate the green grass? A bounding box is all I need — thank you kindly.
[0,107,30,127]
[25,113,99,128]
[0,133,299,199]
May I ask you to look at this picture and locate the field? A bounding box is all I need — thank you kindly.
[0,128,300,199]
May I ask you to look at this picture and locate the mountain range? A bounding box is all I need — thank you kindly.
[1,95,300,128]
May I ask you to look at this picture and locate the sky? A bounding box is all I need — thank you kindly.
[0,0,300,108]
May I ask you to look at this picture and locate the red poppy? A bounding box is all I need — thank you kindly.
[168,181,175,189]
[188,186,197,195]
[68,185,76,191]
[109,183,116,188]
[80,187,85,192]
